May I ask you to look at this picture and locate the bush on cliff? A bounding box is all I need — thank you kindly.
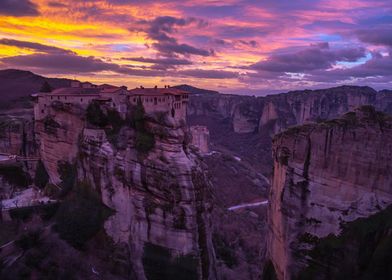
[57,161,76,197]
[34,160,49,189]
[142,243,198,280]
[0,165,31,187]
[86,101,108,127]
[86,101,126,147]
[130,99,155,154]
[297,205,392,280]
[40,81,52,93]
[135,131,155,153]
[54,181,113,249]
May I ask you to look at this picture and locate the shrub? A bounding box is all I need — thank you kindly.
[142,243,198,280]
[40,81,52,93]
[34,160,49,189]
[57,161,76,197]
[15,230,41,251]
[43,115,61,135]
[212,233,238,268]
[0,165,31,187]
[135,131,155,154]
[86,101,107,127]
[54,181,113,249]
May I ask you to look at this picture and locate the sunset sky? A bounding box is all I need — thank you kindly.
[0,0,391,94]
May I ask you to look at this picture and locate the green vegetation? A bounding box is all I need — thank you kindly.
[57,161,76,197]
[39,81,52,93]
[212,233,238,268]
[296,205,392,280]
[9,203,59,222]
[34,160,49,189]
[130,99,155,154]
[173,207,187,230]
[0,222,18,246]
[54,181,113,249]
[86,101,107,127]
[135,131,155,153]
[142,243,198,280]
[262,260,278,280]
[43,115,60,135]
[86,101,126,147]
[0,165,31,187]
[15,230,42,251]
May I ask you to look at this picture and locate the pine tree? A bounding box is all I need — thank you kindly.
[40,81,52,93]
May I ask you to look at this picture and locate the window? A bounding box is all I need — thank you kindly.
[41,109,44,113]
[81,98,83,102]
[134,98,136,102]
[154,97,157,105]
[51,96,53,100]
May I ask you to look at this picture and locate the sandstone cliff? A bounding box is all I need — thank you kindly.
[36,101,217,279]
[188,86,392,175]
[265,106,392,279]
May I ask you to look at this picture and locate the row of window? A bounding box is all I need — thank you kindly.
[48,96,85,102]
[173,103,182,109]
[132,96,170,103]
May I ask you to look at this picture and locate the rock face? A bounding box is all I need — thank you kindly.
[188,86,392,176]
[0,115,37,157]
[35,103,85,183]
[189,86,392,136]
[36,101,217,279]
[265,106,392,280]
[190,125,210,154]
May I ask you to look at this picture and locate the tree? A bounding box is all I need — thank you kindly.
[34,160,49,189]
[40,81,52,93]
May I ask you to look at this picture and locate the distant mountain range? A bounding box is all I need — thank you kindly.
[0,69,73,109]
[0,69,218,109]
[172,84,219,95]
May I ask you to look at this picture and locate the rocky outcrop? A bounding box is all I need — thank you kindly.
[265,106,392,279]
[188,86,392,176]
[36,101,217,279]
[188,94,262,133]
[0,115,37,157]
[189,86,392,136]
[35,102,85,183]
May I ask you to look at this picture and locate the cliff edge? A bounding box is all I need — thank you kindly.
[265,106,392,279]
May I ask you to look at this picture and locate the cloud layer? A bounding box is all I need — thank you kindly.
[0,0,391,93]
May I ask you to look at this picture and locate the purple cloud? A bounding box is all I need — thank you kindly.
[1,52,235,79]
[137,16,212,57]
[177,69,238,79]
[356,28,392,46]
[0,0,39,16]
[0,38,73,54]
[122,56,192,69]
[251,43,366,73]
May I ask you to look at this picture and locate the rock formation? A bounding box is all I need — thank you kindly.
[190,126,210,154]
[188,85,392,175]
[35,100,218,279]
[265,106,392,279]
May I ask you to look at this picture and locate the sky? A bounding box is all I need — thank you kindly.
[0,0,391,95]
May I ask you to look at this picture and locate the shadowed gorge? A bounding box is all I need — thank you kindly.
[0,0,392,275]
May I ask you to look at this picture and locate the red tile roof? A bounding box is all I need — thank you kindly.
[128,87,188,96]
[49,87,101,95]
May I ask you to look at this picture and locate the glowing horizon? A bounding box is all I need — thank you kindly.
[0,0,391,94]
